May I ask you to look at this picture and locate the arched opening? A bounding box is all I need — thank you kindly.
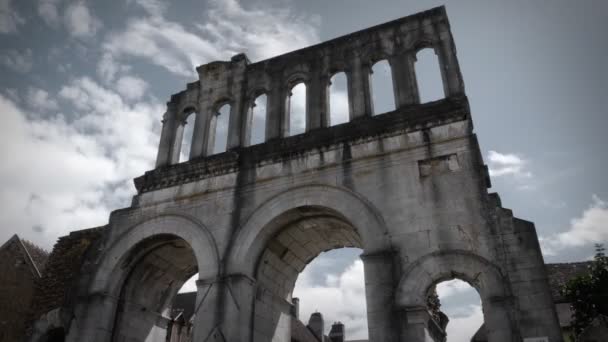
[428,279,484,342]
[288,83,306,136]
[179,110,196,162]
[252,206,367,341]
[210,103,230,154]
[370,59,396,115]
[111,235,198,342]
[293,248,367,340]
[250,94,267,145]
[329,72,349,126]
[415,48,445,103]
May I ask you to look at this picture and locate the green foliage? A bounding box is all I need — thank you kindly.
[561,244,608,336]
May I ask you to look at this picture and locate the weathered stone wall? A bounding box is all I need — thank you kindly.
[32,6,563,342]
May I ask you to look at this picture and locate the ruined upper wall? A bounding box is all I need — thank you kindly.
[150,6,466,184]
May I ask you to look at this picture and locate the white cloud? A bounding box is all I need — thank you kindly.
[128,0,167,17]
[26,87,59,112]
[116,75,149,101]
[103,0,320,78]
[444,305,484,342]
[0,76,162,249]
[436,279,473,298]
[64,1,101,38]
[541,195,608,256]
[0,0,25,33]
[487,150,532,178]
[38,0,62,27]
[294,259,368,340]
[0,49,33,73]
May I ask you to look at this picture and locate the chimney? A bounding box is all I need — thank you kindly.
[292,297,300,319]
[329,322,345,342]
[307,312,324,341]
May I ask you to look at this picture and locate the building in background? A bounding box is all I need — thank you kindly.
[0,235,48,342]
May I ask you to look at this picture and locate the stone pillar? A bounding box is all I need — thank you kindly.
[389,53,420,107]
[361,252,399,342]
[65,293,119,342]
[226,55,249,150]
[191,275,256,342]
[306,71,329,130]
[399,307,435,342]
[242,100,255,146]
[190,108,212,158]
[435,22,464,97]
[227,104,243,150]
[266,76,287,139]
[347,56,373,119]
[482,297,514,342]
[155,104,178,167]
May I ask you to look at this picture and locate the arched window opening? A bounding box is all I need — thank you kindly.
[415,48,445,103]
[211,104,230,154]
[179,111,196,162]
[370,59,396,115]
[253,207,368,341]
[250,94,267,145]
[429,279,484,342]
[288,83,306,136]
[329,72,349,126]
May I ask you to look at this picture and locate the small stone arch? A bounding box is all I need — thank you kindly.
[226,184,390,276]
[285,71,310,90]
[211,97,233,114]
[397,250,507,306]
[397,250,514,342]
[91,213,220,295]
[177,103,199,122]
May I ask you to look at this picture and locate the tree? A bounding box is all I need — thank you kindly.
[561,244,608,337]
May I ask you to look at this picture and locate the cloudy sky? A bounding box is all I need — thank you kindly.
[1,0,607,341]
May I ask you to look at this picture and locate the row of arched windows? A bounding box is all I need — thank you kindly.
[178,48,444,163]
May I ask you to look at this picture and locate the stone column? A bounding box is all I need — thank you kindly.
[482,297,514,342]
[66,293,119,342]
[155,104,178,167]
[435,22,464,97]
[399,307,435,342]
[347,56,373,119]
[361,252,399,342]
[266,76,286,139]
[191,275,256,342]
[190,107,212,158]
[241,100,255,146]
[169,120,185,164]
[306,71,329,130]
[389,53,420,107]
[227,103,243,150]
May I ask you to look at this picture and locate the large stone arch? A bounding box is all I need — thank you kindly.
[91,213,220,295]
[227,184,390,278]
[397,250,515,342]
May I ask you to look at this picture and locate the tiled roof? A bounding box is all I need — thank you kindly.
[20,238,49,274]
[545,262,592,303]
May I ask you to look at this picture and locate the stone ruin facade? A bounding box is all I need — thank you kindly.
[28,6,563,342]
